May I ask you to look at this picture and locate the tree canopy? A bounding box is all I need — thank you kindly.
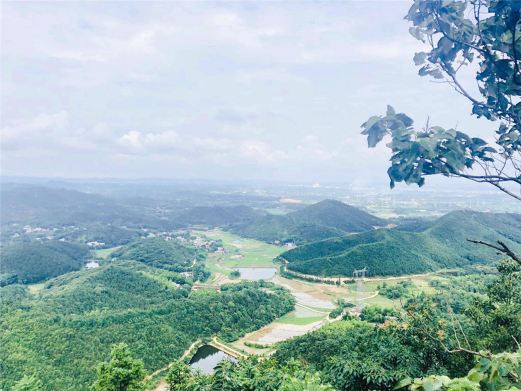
[362,0,521,200]
[91,343,146,391]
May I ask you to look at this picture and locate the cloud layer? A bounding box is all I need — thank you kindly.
[1,1,489,183]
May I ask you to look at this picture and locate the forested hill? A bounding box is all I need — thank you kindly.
[229,199,385,244]
[0,263,294,390]
[0,241,89,284]
[0,184,166,228]
[290,199,385,231]
[175,205,263,227]
[111,238,207,276]
[282,210,521,277]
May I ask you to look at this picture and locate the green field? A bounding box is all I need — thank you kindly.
[205,254,232,277]
[201,229,284,268]
[275,313,325,326]
[201,230,447,313]
[93,246,121,259]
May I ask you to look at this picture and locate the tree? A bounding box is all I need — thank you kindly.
[361,0,521,200]
[91,343,146,391]
[165,360,193,391]
[395,350,521,390]
[279,373,335,391]
[12,375,44,391]
[466,260,521,352]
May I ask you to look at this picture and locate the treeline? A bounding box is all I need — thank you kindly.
[378,280,414,299]
[0,264,294,390]
[1,184,170,228]
[175,205,262,227]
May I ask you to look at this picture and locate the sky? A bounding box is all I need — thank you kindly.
[0,1,493,186]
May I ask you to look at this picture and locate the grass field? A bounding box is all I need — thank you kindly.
[202,229,284,268]
[275,313,325,325]
[93,246,121,259]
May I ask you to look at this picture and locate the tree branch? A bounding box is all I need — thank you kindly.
[466,239,521,266]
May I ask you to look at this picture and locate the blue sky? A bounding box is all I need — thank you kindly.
[1,1,491,186]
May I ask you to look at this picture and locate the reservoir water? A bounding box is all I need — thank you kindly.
[189,345,234,374]
[236,267,276,281]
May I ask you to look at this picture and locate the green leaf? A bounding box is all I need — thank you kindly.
[413,52,427,65]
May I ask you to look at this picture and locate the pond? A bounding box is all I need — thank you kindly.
[189,345,234,374]
[235,267,276,281]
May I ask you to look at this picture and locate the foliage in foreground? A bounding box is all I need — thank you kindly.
[159,350,521,391]
[396,350,521,391]
[165,357,334,391]
[362,0,521,200]
[273,260,521,390]
[91,341,520,391]
[91,344,146,391]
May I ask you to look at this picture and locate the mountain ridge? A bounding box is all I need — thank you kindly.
[281,210,521,277]
[229,199,384,244]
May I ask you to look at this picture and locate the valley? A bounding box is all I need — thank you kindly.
[3,1,521,389]
[175,230,451,357]
[1,182,519,390]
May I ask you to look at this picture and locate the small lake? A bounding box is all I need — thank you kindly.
[236,267,276,281]
[189,345,234,374]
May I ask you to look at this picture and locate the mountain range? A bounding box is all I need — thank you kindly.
[281,210,521,277]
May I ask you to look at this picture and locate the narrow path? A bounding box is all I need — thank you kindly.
[294,303,330,315]
[360,291,379,300]
[210,337,247,359]
[280,258,433,283]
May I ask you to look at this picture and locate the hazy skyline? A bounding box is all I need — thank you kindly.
[1,1,492,187]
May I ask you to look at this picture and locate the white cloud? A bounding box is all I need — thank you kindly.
[117,130,180,153]
[1,111,69,150]
[1,1,490,182]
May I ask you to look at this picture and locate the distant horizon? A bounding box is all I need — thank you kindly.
[0,173,512,194]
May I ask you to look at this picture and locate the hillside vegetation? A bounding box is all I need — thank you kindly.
[58,224,140,247]
[0,241,89,284]
[230,199,384,244]
[282,211,521,277]
[0,184,167,228]
[176,205,263,227]
[111,238,204,272]
[0,262,294,390]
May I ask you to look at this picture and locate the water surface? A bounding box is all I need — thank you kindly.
[189,345,233,374]
[236,267,276,281]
